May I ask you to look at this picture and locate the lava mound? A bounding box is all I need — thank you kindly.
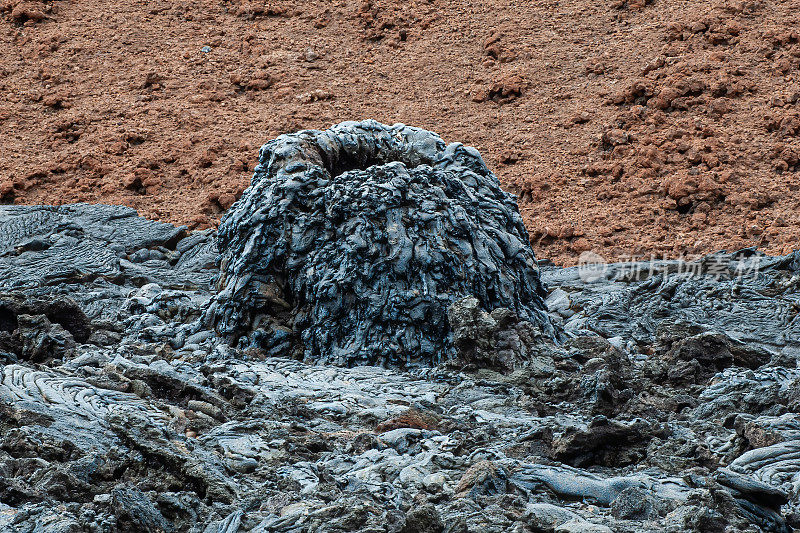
[206,120,554,366]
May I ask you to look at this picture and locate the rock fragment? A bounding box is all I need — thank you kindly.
[448,296,552,371]
[112,486,172,533]
[400,504,445,533]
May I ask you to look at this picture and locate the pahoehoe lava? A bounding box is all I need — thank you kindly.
[205,120,554,367]
[0,124,799,532]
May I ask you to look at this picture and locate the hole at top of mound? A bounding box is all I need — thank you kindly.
[0,305,18,333]
[322,147,435,179]
[314,129,441,179]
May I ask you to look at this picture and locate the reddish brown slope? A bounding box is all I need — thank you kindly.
[1,0,798,265]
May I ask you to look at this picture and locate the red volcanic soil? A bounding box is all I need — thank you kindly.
[1,0,798,265]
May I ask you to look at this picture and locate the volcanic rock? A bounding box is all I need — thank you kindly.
[206,120,553,367]
[0,134,799,531]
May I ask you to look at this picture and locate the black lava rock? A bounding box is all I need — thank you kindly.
[205,120,554,367]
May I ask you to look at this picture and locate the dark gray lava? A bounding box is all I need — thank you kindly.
[0,124,799,532]
[205,120,554,367]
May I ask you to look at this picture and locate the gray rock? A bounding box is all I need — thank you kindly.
[610,486,657,520]
[112,486,172,533]
[524,502,582,530]
[555,520,612,533]
[401,504,444,533]
[205,120,553,367]
[0,204,185,291]
[448,296,551,371]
